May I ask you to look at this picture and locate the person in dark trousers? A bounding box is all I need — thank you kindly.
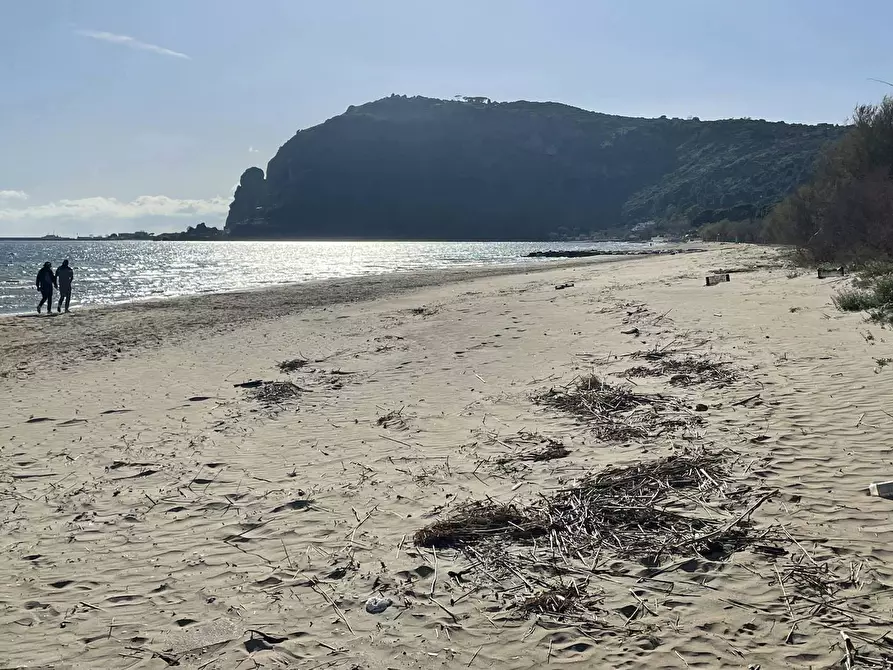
[36,261,56,314]
[56,259,73,313]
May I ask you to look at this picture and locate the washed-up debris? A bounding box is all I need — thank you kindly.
[476,431,572,474]
[706,273,730,286]
[514,583,604,620]
[867,480,893,499]
[278,358,309,373]
[415,449,774,568]
[244,381,302,405]
[377,407,408,430]
[494,439,571,464]
[534,375,702,441]
[555,282,574,290]
[233,380,263,389]
[622,356,738,387]
[414,501,547,550]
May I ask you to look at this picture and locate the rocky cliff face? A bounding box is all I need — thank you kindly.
[225,166,269,234]
[224,95,845,240]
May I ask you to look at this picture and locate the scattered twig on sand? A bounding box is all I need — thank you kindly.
[379,434,416,450]
[489,433,572,467]
[278,358,309,373]
[534,375,702,441]
[416,450,772,567]
[377,406,408,430]
[428,595,460,623]
[732,394,762,407]
[308,579,354,634]
[415,501,547,550]
[467,645,483,667]
[245,381,303,405]
[622,356,739,388]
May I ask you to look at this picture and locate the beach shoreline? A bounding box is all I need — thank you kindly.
[0,249,702,377]
[3,243,893,670]
[0,239,687,318]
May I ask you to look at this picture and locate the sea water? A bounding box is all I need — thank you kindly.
[0,239,654,315]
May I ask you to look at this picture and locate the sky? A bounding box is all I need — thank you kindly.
[2,0,892,236]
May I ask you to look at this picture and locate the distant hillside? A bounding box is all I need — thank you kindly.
[226,95,845,240]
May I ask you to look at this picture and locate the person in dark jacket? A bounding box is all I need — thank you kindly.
[56,259,73,313]
[36,262,56,314]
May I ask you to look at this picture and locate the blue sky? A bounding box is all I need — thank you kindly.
[1,0,891,236]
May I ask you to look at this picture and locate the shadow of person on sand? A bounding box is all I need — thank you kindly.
[17,313,61,319]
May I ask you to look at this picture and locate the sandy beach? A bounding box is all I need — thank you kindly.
[2,243,893,670]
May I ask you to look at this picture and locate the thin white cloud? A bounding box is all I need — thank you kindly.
[0,195,228,222]
[0,190,28,201]
[76,29,190,60]
[248,146,260,153]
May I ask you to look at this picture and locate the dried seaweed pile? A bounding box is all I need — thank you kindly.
[414,501,547,549]
[416,450,768,565]
[534,375,702,440]
[546,452,770,564]
[503,440,570,463]
[514,581,609,625]
[623,356,738,387]
[489,432,572,466]
[414,450,775,632]
[278,358,309,373]
[246,381,302,405]
[377,407,409,430]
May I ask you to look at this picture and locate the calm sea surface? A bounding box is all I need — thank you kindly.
[0,240,655,315]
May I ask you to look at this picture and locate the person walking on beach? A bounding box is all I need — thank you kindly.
[56,259,73,313]
[36,261,56,314]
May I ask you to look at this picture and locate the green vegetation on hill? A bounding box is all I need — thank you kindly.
[226,95,844,240]
[766,97,893,262]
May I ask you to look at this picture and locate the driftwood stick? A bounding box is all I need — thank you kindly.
[779,525,819,567]
[467,645,483,667]
[430,546,438,597]
[676,490,774,549]
[841,631,855,670]
[310,581,354,634]
[379,434,416,449]
[774,565,795,619]
[428,596,460,624]
[349,505,378,545]
[732,393,761,407]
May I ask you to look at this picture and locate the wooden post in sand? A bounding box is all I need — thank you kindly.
[705,273,730,287]
[817,267,846,279]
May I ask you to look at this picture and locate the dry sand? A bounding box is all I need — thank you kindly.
[2,244,892,669]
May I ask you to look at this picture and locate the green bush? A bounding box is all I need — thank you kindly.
[832,274,893,315]
[833,289,877,312]
[872,275,893,305]
[853,260,893,287]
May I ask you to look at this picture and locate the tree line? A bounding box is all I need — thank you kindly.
[706,97,893,262]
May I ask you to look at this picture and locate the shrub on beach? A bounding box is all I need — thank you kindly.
[833,274,893,322]
[833,288,878,312]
